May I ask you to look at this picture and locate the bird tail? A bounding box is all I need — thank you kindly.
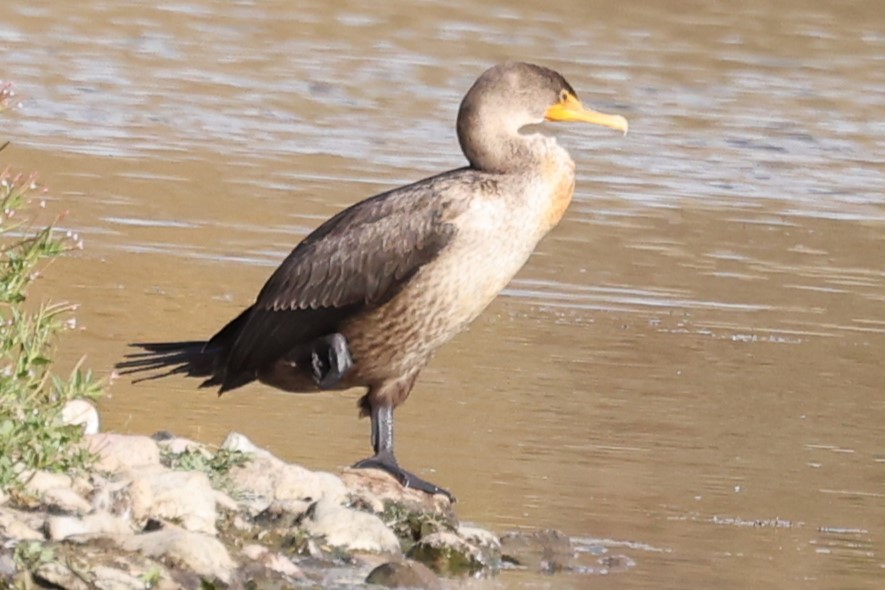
[115,341,221,385]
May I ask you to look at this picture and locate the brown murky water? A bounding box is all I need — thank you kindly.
[3,0,884,587]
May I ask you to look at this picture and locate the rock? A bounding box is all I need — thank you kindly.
[366,560,442,589]
[303,497,400,553]
[118,529,235,583]
[221,431,270,456]
[41,487,92,515]
[226,454,348,516]
[46,510,132,541]
[86,434,161,472]
[90,565,145,590]
[61,399,100,435]
[21,470,73,495]
[499,529,576,572]
[127,467,218,534]
[0,553,15,577]
[341,468,452,515]
[0,506,43,540]
[33,561,91,590]
[407,531,486,576]
[214,489,239,512]
[457,523,501,565]
[156,436,210,456]
[242,544,305,579]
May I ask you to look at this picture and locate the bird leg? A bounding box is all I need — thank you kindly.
[352,404,454,501]
[310,333,352,389]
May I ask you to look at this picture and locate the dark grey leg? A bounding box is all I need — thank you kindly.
[353,403,454,501]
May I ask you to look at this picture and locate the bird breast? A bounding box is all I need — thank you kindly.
[345,146,576,381]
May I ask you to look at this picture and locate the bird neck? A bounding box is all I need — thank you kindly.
[457,115,551,175]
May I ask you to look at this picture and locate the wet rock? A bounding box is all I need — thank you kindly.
[86,433,161,472]
[117,529,235,583]
[303,497,400,553]
[61,399,100,435]
[406,531,486,576]
[46,510,132,541]
[457,524,501,566]
[365,560,442,589]
[127,467,218,534]
[500,528,577,572]
[242,543,305,579]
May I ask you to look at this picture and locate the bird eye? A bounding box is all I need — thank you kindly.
[559,89,571,103]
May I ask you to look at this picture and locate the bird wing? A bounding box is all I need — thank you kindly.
[215,172,468,378]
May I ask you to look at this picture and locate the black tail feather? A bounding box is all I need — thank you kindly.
[116,340,220,384]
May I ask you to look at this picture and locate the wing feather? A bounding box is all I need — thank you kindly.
[216,171,469,378]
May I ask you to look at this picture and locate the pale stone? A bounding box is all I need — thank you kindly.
[86,434,161,472]
[303,497,400,553]
[61,399,100,434]
[41,486,92,515]
[274,463,348,504]
[22,470,73,495]
[242,544,268,560]
[221,431,272,457]
[91,566,144,590]
[227,454,348,516]
[34,562,90,590]
[0,507,43,540]
[156,436,210,456]
[118,530,235,583]
[128,468,217,534]
[46,510,132,541]
[213,489,238,512]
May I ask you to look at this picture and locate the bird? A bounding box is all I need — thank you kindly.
[118,61,628,500]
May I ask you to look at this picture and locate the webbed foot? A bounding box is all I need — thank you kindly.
[353,450,454,501]
[310,333,352,389]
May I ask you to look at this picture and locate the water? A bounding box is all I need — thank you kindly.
[2,0,883,587]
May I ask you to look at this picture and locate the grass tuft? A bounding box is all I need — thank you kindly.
[0,97,106,491]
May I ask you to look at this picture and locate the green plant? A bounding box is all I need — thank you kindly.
[12,540,55,568]
[0,98,105,490]
[160,446,248,488]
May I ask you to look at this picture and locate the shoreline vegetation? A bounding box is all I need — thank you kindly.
[0,83,628,588]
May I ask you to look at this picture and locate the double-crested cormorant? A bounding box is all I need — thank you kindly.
[119,62,628,500]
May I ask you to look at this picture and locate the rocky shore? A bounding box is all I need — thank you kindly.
[0,403,629,589]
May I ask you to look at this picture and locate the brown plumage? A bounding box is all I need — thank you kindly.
[118,62,628,499]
